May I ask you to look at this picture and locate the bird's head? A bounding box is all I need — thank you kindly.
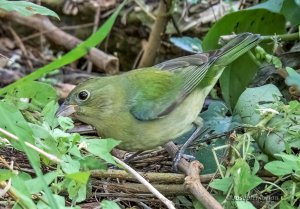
[56,77,117,125]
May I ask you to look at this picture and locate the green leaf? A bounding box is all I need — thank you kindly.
[6,81,57,109]
[264,161,293,176]
[101,200,121,209]
[281,0,300,26]
[279,200,294,209]
[236,200,256,209]
[249,0,283,13]
[234,84,282,125]
[37,194,67,209]
[230,159,263,195]
[65,171,90,185]
[0,0,59,19]
[202,9,285,110]
[0,0,127,96]
[85,139,120,165]
[42,101,59,128]
[58,116,74,131]
[25,171,58,194]
[0,169,14,181]
[285,67,300,91]
[209,177,233,192]
[12,174,37,209]
[61,155,80,174]
[170,36,202,53]
[0,101,36,151]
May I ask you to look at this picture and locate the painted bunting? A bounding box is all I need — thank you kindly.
[57,33,261,152]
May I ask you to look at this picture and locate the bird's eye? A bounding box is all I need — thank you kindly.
[78,90,90,101]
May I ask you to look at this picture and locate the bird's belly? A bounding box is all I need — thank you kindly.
[109,89,205,151]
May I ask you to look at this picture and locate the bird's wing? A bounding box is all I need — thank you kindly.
[129,33,261,121]
[129,54,213,121]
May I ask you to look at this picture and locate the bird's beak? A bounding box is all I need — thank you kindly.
[56,102,78,117]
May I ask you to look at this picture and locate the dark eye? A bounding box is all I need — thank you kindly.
[78,90,89,101]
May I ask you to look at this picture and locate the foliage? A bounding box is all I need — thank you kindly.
[0,0,59,19]
[0,2,127,208]
[0,82,120,208]
[1,0,300,208]
[0,0,127,96]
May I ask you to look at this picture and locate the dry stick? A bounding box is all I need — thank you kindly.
[113,157,176,209]
[87,5,101,73]
[0,128,62,163]
[164,142,224,209]
[91,169,216,184]
[138,0,172,68]
[96,182,189,195]
[2,12,119,74]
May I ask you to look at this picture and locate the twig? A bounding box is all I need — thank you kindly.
[0,128,62,163]
[94,182,189,195]
[2,12,119,74]
[87,5,101,73]
[113,156,176,209]
[220,33,300,43]
[164,142,224,209]
[92,169,187,183]
[8,26,34,71]
[138,0,172,67]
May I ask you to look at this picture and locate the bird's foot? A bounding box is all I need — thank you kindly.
[172,152,195,172]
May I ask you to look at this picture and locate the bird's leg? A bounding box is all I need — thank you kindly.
[172,117,203,172]
[123,151,143,163]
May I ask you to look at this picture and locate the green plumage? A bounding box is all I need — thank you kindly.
[57,33,261,151]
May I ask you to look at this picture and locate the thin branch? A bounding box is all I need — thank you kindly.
[138,0,172,67]
[113,157,176,209]
[1,12,119,74]
[0,128,62,163]
[164,142,224,209]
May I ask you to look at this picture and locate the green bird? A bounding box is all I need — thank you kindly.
[57,33,261,153]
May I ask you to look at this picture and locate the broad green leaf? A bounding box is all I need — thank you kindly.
[202,9,285,110]
[236,200,256,209]
[65,171,90,185]
[42,101,59,128]
[0,169,14,181]
[66,179,87,203]
[170,36,202,53]
[25,171,58,194]
[12,174,37,209]
[37,194,76,209]
[234,84,282,125]
[230,159,263,195]
[80,156,107,170]
[0,0,59,19]
[101,200,121,209]
[0,101,36,151]
[61,155,80,174]
[85,139,120,164]
[0,1,127,96]
[58,116,74,131]
[285,67,300,90]
[276,153,300,171]
[6,81,57,109]
[281,0,300,26]
[209,177,233,192]
[264,161,293,176]
[249,0,283,13]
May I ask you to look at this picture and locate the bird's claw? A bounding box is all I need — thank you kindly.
[172,152,195,172]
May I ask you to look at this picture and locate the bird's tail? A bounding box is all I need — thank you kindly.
[213,33,261,66]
